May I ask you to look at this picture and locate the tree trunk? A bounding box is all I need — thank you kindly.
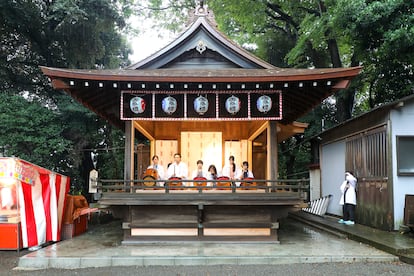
[318,0,354,122]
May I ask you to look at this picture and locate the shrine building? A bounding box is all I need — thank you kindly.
[41,4,361,243]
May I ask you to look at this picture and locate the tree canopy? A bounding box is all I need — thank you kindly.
[332,0,414,107]
[0,0,133,194]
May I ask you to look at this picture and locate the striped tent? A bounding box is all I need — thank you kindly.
[0,158,69,248]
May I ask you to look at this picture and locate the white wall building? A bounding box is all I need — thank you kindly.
[313,95,414,231]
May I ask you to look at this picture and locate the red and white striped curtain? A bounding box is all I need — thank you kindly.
[18,172,69,248]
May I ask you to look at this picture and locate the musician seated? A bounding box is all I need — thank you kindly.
[192,160,208,183]
[191,160,206,178]
[166,153,188,187]
[146,155,165,186]
[221,155,241,181]
[236,161,254,187]
[206,164,219,186]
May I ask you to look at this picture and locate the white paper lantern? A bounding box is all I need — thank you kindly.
[225,95,241,115]
[194,95,209,115]
[162,96,177,114]
[256,95,272,113]
[130,96,146,114]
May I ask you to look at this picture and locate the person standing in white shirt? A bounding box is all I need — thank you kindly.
[167,153,188,180]
[338,172,357,225]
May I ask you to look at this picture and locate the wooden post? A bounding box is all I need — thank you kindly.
[267,121,278,180]
[124,121,135,192]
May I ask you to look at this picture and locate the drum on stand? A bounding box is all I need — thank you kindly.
[216,176,232,190]
[142,168,159,187]
[240,177,256,190]
[193,177,207,188]
[168,177,182,190]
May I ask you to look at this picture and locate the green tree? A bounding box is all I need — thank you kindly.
[0,0,134,194]
[0,0,131,96]
[0,93,71,171]
[53,92,126,193]
[332,0,414,108]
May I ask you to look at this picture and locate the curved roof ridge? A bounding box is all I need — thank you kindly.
[40,66,362,81]
[127,16,276,70]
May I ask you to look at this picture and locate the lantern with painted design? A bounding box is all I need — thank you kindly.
[162,96,177,115]
[130,96,146,114]
[256,95,272,113]
[194,95,209,115]
[225,95,241,115]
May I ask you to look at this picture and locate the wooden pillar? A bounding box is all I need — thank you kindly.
[124,121,135,192]
[267,121,278,179]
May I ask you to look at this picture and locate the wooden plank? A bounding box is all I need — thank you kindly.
[130,223,199,228]
[203,228,271,236]
[203,206,272,224]
[131,206,197,225]
[101,191,302,201]
[121,235,279,243]
[131,228,198,236]
[202,223,273,228]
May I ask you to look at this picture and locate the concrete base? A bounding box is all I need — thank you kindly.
[16,218,397,269]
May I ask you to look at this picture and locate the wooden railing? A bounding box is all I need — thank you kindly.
[95,178,309,198]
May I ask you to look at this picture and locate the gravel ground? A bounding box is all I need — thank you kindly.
[1,250,414,276]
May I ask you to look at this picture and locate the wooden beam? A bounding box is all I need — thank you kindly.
[134,121,155,141]
[333,79,351,90]
[248,121,269,142]
[51,79,69,89]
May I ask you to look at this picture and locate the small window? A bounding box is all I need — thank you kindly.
[397,136,414,175]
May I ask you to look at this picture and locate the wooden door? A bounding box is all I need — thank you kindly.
[136,144,150,179]
[346,126,393,230]
[357,178,391,230]
[252,130,267,180]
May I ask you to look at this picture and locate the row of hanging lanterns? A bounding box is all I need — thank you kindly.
[130,95,273,115]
